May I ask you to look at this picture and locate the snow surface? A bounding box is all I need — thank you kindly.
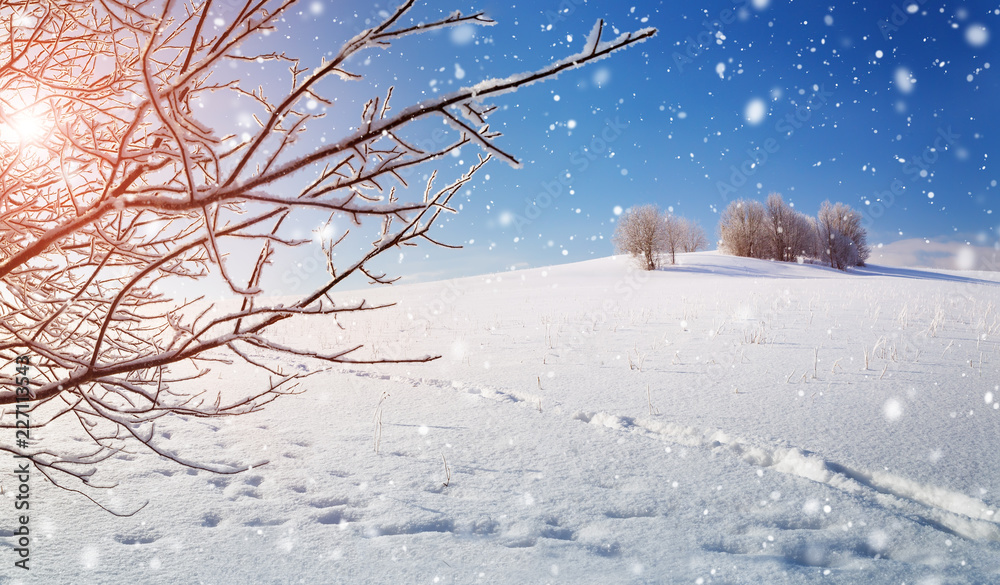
[6,252,1000,584]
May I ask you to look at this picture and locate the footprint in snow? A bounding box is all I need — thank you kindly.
[588,542,622,557]
[243,475,264,487]
[501,536,536,548]
[243,518,285,527]
[309,497,350,509]
[369,518,456,537]
[227,488,261,501]
[702,537,838,569]
[317,510,358,525]
[603,507,658,519]
[114,533,159,545]
[201,513,222,528]
[539,525,575,541]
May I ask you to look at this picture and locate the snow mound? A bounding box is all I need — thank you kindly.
[28,250,1000,584]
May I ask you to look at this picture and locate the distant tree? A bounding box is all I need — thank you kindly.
[764,193,818,262]
[663,213,686,265]
[817,201,870,270]
[613,204,668,270]
[842,207,871,266]
[680,218,709,253]
[790,213,820,260]
[718,199,767,258]
[764,193,793,261]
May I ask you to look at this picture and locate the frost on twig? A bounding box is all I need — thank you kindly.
[0,0,654,508]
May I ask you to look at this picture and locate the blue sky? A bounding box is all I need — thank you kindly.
[211,0,999,286]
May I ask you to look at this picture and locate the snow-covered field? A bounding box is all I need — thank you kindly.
[7,252,1000,584]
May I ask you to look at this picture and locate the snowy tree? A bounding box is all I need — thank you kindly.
[817,201,870,270]
[680,218,709,253]
[613,204,669,270]
[0,0,654,510]
[662,213,686,265]
[616,208,703,267]
[718,199,767,259]
[763,193,818,262]
[790,213,821,261]
[764,193,793,262]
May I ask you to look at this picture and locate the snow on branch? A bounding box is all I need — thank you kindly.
[0,0,655,509]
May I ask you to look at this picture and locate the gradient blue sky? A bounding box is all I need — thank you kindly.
[212,0,999,286]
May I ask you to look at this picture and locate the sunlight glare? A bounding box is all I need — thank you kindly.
[0,105,50,144]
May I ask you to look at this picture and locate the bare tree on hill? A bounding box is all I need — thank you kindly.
[718,198,767,259]
[613,204,669,270]
[764,193,793,262]
[614,206,704,268]
[0,0,654,511]
[681,218,708,253]
[764,193,818,262]
[663,213,685,265]
[818,200,870,270]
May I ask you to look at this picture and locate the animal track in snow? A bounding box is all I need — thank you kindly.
[576,410,1000,543]
[114,532,159,545]
[539,525,575,541]
[335,365,1000,549]
[316,509,359,526]
[243,518,285,527]
[337,368,544,410]
[342,367,1000,544]
[603,507,658,520]
[201,513,221,528]
[367,518,456,537]
[243,475,265,487]
[308,497,350,509]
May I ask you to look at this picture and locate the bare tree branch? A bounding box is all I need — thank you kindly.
[0,0,655,506]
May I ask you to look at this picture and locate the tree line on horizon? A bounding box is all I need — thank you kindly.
[611,205,709,270]
[613,193,870,271]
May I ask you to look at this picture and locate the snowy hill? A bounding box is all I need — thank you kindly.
[10,252,1000,584]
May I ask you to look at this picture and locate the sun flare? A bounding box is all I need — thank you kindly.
[0,88,52,145]
[1,109,50,144]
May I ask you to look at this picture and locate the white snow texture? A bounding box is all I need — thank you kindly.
[7,252,1000,584]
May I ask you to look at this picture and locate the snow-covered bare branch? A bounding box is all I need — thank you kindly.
[0,0,654,508]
